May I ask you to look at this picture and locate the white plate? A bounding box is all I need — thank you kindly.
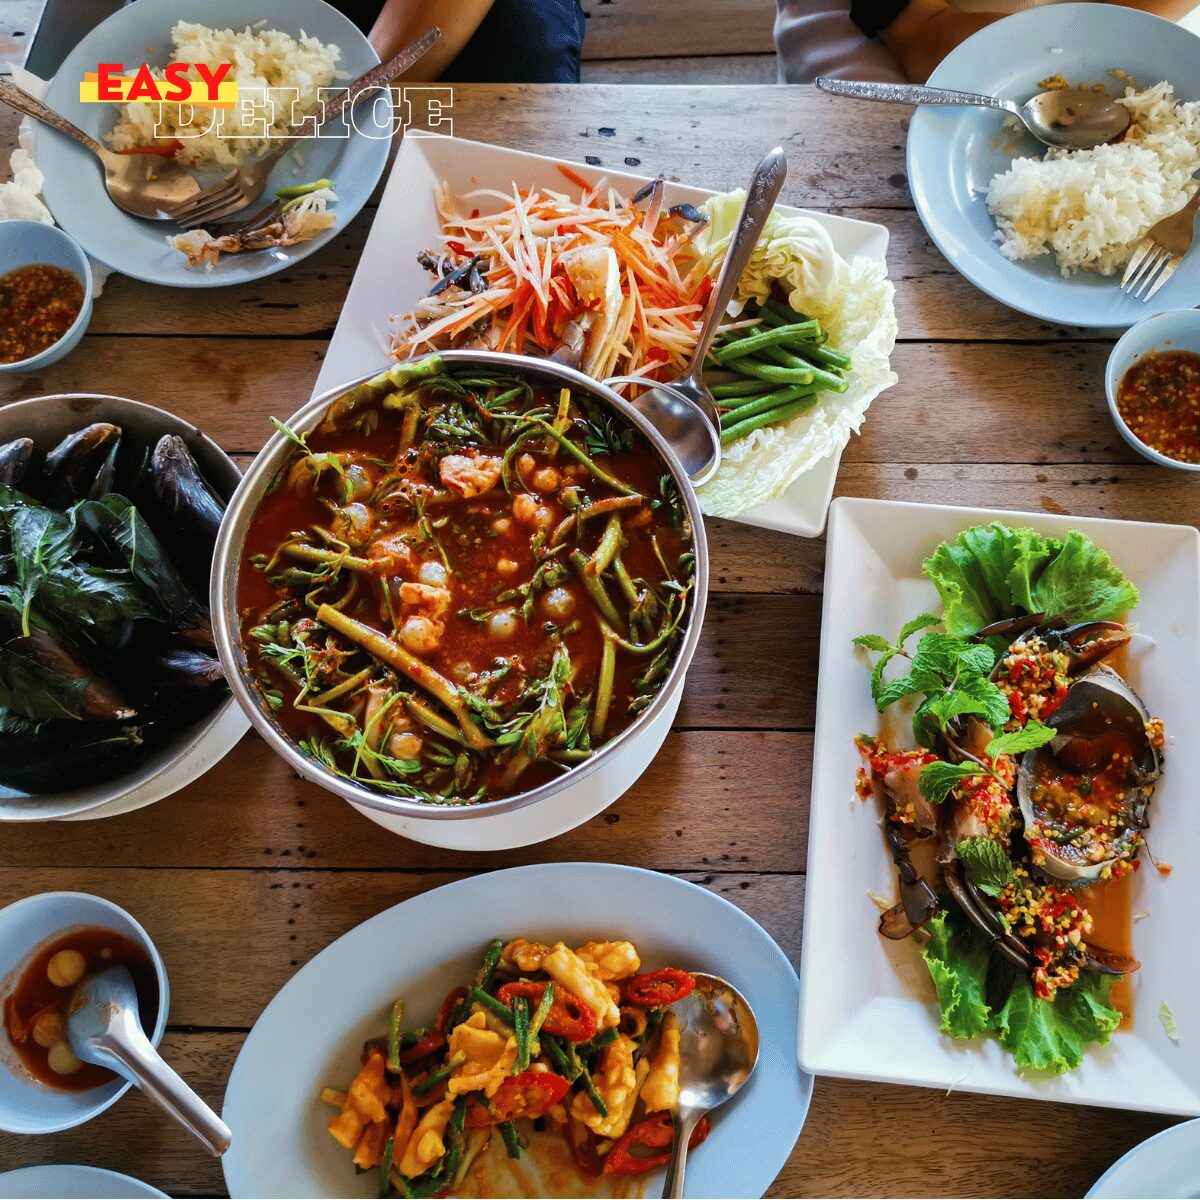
[0,1166,166,1199]
[1087,1118,1200,1198]
[316,132,892,539]
[222,863,812,1199]
[798,497,1200,1114]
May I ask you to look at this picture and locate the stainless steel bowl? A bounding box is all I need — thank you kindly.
[0,393,245,822]
[210,349,709,825]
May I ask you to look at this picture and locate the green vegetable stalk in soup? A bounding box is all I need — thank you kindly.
[238,359,695,804]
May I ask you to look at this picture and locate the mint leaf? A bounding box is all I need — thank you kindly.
[852,634,892,653]
[899,612,941,644]
[917,675,1010,733]
[956,837,1017,897]
[991,971,1121,1075]
[985,720,1057,759]
[920,911,993,1039]
[918,760,982,805]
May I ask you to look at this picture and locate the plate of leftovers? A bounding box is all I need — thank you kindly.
[221,863,811,1198]
[800,497,1200,1114]
[906,4,1200,326]
[35,0,391,288]
[316,132,898,538]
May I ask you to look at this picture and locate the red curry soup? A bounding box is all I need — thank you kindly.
[237,359,696,804]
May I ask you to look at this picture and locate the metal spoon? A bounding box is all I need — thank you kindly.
[817,77,1131,150]
[0,79,201,219]
[625,146,789,486]
[66,965,232,1156]
[663,972,760,1199]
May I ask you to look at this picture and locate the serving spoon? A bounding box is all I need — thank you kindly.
[66,965,232,1156]
[817,77,1131,150]
[662,972,760,1199]
[618,146,789,486]
[0,79,201,218]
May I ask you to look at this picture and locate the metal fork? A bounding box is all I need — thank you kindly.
[1120,185,1200,301]
[167,27,440,229]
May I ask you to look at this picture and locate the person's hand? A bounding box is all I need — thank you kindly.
[879,0,1004,82]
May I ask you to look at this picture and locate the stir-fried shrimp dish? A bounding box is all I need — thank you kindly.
[236,357,695,804]
[322,936,710,1194]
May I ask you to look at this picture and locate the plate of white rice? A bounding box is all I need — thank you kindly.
[906,4,1200,328]
[36,0,392,289]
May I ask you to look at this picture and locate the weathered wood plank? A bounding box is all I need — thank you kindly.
[581,0,776,60]
[0,869,801,1028]
[0,731,812,872]
[0,1032,1176,1199]
[582,55,778,85]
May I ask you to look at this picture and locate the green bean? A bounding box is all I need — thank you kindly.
[762,345,849,392]
[541,1033,576,1078]
[719,385,818,422]
[512,995,531,1071]
[529,982,556,1041]
[475,938,505,991]
[386,998,405,1073]
[570,550,625,631]
[577,1064,609,1118]
[587,513,623,577]
[592,632,616,739]
[412,1054,467,1096]
[721,357,815,386]
[471,986,513,1024]
[721,396,817,445]
[379,1136,395,1198]
[500,1121,522,1159]
[497,417,639,497]
[711,320,822,363]
[711,377,772,399]
[403,695,469,747]
[283,543,372,572]
[577,1026,620,1057]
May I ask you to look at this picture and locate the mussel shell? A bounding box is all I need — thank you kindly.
[3,623,136,722]
[0,718,145,793]
[42,422,122,506]
[0,438,34,489]
[147,434,226,591]
[1017,665,1160,884]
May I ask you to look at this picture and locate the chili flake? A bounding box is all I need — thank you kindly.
[0,264,85,364]
[1116,350,1200,465]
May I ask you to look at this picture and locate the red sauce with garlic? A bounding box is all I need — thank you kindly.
[3,927,158,1091]
[1116,350,1200,464]
[0,264,85,364]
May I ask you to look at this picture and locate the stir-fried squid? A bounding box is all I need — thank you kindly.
[238,358,695,804]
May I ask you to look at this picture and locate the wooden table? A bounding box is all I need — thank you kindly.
[0,84,1192,1198]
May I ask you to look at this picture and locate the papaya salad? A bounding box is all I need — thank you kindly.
[387,168,897,518]
[322,936,710,1195]
[854,523,1165,1073]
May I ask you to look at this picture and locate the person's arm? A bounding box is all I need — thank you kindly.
[871,0,1002,82]
[367,0,495,80]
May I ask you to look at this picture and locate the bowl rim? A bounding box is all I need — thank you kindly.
[1105,309,1200,473]
[0,890,170,1134]
[0,222,94,372]
[0,391,242,819]
[210,349,710,823]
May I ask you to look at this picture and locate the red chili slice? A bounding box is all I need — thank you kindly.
[397,1030,445,1065]
[603,1113,711,1175]
[624,968,696,1009]
[568,1122,606,1178]
[464,1069,570,1128]
[434,986,468,1034]
[496,980,598,1042]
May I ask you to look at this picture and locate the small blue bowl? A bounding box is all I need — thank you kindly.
[0,222,93,374]
[1105,309,1200,473]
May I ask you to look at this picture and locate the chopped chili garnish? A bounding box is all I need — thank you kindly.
[434,986,468,1033]
[1116,350,1200,464]
[603,1113,711,1175]
[464,1068,570,1127]
[0,264,84,364]
[624,968,695,1008]
[496,979,598,1042]
[397,1031,445,1064]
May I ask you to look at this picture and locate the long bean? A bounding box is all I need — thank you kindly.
[411,1054,467,1096]
[500,1121,522,1160]
[718,385,817,428]
[761,345,848,392]
[386,997,405,1073]
[475,938,505,990]
[512,995,531,1070]
[711,320,821,362]
[569,550,625,632]
[592,631,616,739]
[470,986,513,1025]
[711,377,771,399]
[315,605,492,752]
[720,396,817,444]
[529,982,556,1041]
[497,416,640,497]
[721,357,815,386]
[586,513,623,577]
[283,543,372,573]
[759,302,853,369]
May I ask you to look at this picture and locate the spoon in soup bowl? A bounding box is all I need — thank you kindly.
[66,964,232,1155]
[662,972,760,1198]
[816,77,1131,149]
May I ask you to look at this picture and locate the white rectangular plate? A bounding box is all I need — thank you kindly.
[317,132,891,538]
[799,496,1200,1114]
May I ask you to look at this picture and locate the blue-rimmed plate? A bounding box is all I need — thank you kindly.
[907,4,1200,328]
[0,1166,167,1199]
[221,863,812,1199]
[38,0,391,289]
[1087,1119,1200,1197]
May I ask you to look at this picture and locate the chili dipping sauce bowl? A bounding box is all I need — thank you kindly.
[210,350,709,851]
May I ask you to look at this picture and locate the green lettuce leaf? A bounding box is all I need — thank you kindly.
[920,910,992,1039]
[922,523,1138,636]
[991,971,1121,1075]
